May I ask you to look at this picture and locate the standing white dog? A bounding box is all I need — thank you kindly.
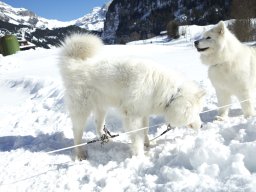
[59,33,205,160]
[195,21,256,119]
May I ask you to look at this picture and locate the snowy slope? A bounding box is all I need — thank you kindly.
[0,1,107,30]
[1,27,256,191]
[0,1,71,29]
[72,5,108,31]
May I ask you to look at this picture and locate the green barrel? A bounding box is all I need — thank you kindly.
[0,35,20,56]
[0,42,3,55]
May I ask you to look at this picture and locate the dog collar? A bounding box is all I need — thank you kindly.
[165,87,181,108]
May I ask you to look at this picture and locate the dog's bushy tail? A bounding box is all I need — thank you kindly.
[60,33,103,60]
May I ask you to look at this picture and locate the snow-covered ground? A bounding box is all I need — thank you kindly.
[1,31,256,192]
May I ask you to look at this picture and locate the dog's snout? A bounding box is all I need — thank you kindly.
[194,40,199,46]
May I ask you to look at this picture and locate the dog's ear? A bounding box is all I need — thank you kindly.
[216,21,225,35]
[196,90,206,99]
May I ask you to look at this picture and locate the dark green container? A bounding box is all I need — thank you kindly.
[0,42,3,55]
[0,35,20,56]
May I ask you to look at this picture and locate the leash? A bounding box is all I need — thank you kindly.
[47,97,255,155]
[200,98,254,114]
[150,124,174,142]
[47,123,172,155]
[47,126,120,154]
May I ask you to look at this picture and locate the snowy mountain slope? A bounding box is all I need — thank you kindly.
[72,4,108,31]
[1,26,256,191]
[0,1,107,30]
[0,1,71,29]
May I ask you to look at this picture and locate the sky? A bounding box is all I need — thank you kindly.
[1,0,109,21]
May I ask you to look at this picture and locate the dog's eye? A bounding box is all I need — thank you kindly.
[206,37,211,40]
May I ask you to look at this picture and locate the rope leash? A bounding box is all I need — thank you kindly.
[46,123,169,155]
[200,98,254,114]
[47,126,120,154]
[47,123,175,155]
[150,124,174,142]
[46,97,255,155]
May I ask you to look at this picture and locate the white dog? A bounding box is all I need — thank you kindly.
[195,21,256,119]
[59,33,205,160]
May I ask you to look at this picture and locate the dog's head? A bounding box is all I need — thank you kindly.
[165,82,205,129]
[194,21,226,56]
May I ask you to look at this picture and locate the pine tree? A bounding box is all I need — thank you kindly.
[230,0,256,41]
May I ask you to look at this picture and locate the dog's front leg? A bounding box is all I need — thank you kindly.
[215,88,231,120]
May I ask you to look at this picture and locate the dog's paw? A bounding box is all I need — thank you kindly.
[144,141,150,148]
[76,152,87,161]
[144,140,157,148]
[214,115,227,121]
[244,114,256,119]
[243,111,256,118]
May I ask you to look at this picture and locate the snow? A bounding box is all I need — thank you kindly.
[1,26,256,191]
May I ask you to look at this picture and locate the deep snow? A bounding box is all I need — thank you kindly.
[1,31,256,192]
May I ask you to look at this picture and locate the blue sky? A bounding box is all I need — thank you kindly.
[1,0,109,21]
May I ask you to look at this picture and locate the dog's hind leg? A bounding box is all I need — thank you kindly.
[237,90,256,118]
[70,111,89,161]
[124,116,144,157]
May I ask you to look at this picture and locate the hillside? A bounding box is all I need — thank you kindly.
[102,0,232,43]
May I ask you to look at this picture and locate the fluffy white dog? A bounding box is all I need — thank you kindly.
[59,33,205,160]
[195,21,256,119]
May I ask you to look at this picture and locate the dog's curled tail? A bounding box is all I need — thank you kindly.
[60,33,103,60]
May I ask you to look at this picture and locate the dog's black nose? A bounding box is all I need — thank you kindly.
[194,40,199,46]
[200,124,203,129]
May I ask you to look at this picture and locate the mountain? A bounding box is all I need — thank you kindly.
[0,1,108,30]
[0,1,108,48]
[102,0,232,44]
[0,1,71,29]
[73,4,109,31]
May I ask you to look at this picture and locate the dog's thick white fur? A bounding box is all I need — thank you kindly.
[195,21,256,119]
[59,33,205,160]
